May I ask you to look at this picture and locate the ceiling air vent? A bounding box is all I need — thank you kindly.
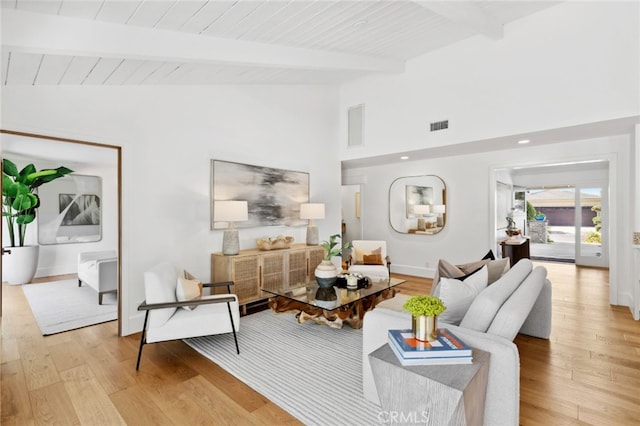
[430,120,449,132]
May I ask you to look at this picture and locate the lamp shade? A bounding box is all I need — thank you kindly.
[432,204,446,214]
[300,203,325,220]
[413,204,430,215]
[214,200,248,222]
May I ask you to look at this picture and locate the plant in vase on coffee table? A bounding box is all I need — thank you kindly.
[314,234,352,288]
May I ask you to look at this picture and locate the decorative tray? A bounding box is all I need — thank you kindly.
[335,274,370,289]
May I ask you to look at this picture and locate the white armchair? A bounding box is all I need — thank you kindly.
[136,262,240,370]
[77,250,117,304]
[347,240,391,282]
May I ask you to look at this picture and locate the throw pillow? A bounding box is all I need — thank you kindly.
[363,253,383,265]
[487,258,510,284]
[354,247,382,265]
[437,265,489,325]
[483,250,496,260]
[431,258,488,297]
[176,276,203,311]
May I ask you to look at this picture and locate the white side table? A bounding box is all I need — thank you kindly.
[369,344,490,426]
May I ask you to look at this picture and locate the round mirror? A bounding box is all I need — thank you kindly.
[389,175,446,234]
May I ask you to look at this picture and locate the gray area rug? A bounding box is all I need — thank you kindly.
[22,279,117,335]
[184,309,382,425]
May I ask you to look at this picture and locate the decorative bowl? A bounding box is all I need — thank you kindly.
[256,235,294,251]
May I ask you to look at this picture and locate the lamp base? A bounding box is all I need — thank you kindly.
[222,229,240,255]
[306,225,319,245]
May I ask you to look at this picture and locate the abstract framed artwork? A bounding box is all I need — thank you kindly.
[59,194,101,226]
[211,160,309,229]
[38,174,102,244]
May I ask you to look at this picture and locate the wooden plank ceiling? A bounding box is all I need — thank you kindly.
[1,0,559,85]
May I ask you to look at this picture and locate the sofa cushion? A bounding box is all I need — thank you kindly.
[487,266,547,340]
[487,258,510,284]
[146,295,240,344]
[432,258,509,297]
[438,265,488,325]
[376,293,410,312]
[459,259,533,333]
[519,278,552,339]
[349,264,389,282]
[144,262,179,328]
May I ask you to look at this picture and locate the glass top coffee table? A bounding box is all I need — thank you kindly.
[263,277,406,329]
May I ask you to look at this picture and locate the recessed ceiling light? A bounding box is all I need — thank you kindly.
[517,139,531,144]
[400,156,409,160]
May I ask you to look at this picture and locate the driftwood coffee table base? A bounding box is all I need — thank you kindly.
[268,287,396,329]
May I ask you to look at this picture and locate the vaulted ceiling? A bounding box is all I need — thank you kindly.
[1,0,559,85]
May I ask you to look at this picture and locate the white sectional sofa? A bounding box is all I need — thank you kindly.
[362,259,551,426]
[77,250,117,304]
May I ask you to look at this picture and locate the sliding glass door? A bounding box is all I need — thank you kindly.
[575,185,608,268]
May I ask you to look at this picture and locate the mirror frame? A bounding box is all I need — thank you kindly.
[388,174,447,234]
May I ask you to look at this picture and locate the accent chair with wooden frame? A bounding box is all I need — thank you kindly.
[136,262,240,370]
[347,240,391,282]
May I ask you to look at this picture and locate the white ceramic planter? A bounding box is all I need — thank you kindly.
[2,245,39,285]
[314,259,338,288]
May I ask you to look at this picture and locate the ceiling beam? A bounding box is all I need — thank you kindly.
[1,8,405,74]
[416,1,503,40]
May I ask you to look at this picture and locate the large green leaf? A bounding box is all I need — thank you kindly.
[18,163,36,184]
[16,213,35,225]
[2,174,14,196]
[27,166,74,188]
[2,159,19,178]
[12,193,36,212]
[3,180,28,199]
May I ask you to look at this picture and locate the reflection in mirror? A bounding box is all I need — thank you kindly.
[389,175,446,234]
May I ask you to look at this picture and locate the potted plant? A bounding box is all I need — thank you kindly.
[2,159,73,284]
[315,234,352,288]
[403,295,447,341]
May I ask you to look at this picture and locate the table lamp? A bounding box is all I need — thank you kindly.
[433,204,446,227]
[300,203,325,245]
[214,200,248,255]
[413,204,430,231]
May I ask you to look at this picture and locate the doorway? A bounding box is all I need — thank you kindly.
[0,130,122,335]
[526,184,608,268]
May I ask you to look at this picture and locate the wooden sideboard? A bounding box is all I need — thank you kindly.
[212,244,325,311]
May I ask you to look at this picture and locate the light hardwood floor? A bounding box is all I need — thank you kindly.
[2,262,639,425]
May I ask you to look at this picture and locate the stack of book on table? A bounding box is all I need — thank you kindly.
[388,328,473,366]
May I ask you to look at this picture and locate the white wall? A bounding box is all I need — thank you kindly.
[341,184,362,244]
[511,166,609,189]
[338,1,638,315]
[339,1,639,160]
[1,85,340,335]
[342,136,634,311]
